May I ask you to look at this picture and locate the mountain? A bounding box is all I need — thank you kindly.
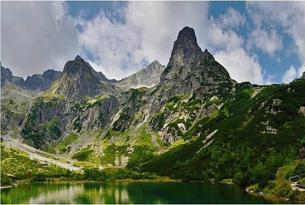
[52,55,116,99]
[2,26,305,202]
[116,60,165,89]
[24,69,62,91]
[1,66,24,87]
[1,66,62,91]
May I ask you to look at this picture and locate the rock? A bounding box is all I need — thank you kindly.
[299,106,305,116]
[54,55,115,99]
[24,69,62,91]
[1,65,61,91]
[116,60,165,89]
[1,66,24,87]
[158,26,232,101]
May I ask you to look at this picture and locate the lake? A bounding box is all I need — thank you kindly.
[1,181,271,204]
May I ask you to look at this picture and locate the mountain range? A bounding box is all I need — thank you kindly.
[1,26,305,201]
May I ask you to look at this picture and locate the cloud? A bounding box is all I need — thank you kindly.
[281,65,305,83]
[212,8,245,30]
[248,29,283,56]
[282,66,297,83]
[208,9,264,84]
[215,48,264,84]
[1,2,80,77]
[247,2,305,64]
[78,1,209,80]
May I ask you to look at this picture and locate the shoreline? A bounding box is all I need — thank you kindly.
[2,177,302,203]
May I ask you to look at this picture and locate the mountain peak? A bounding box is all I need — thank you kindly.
[74,55,84,61]
[203,49,214,60]
[177,26,197,43]
[63,55,92,75]
[168,26,202,67]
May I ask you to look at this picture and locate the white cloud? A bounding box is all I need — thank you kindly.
[207,10,264,85]
[213,8,245,30]
[215,48,264,84]
[281,65,305,83]
[207,22,244,51]
[247,2,305,73]
[282,66,297,84]
[1,2,80,77]
[248,29,283,56]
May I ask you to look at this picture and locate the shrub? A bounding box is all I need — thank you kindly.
[84,167,106,181]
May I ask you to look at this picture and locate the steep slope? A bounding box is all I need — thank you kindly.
[158,26,232,98]
[24,69,62,91]
[109,27,234,145]
[53,55,116,99]
[1,66,62,91]
[116,61,165,89]
[1,66,24,87]
[142,79,305,200]
[20,56,120,148]
[1,84,37,134]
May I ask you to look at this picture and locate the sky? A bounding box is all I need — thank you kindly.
[1,1,305,84]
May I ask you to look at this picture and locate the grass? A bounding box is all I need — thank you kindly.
[72,146,95,161]
[57,133,78,153]
[263,160,305,201]
[1,144,71,181]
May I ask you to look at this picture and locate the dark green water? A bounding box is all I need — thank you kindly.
[1,181,270,204]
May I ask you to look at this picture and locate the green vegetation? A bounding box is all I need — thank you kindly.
[141,80,305,200]
[20,97,64,148]
[57,133,78,153]
[1,145,71,181]
[103,168,157,180]
[263,160,305,201]
[72,146,94,161]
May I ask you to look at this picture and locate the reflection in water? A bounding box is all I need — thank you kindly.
[1,181,270,204]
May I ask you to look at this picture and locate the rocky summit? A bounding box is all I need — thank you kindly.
[116,60,165,89]
[1,66,61,91]
[54,55,115,99]
[2,26,305,202]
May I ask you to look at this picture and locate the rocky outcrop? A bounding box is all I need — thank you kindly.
[21,94,119,148]
[1,66,24,87]
[24,69,62,91]
[116,61,165,89]
[54,55,116,99]
[110,27,234,144]
[302,72,305,79]
[1,66,61,91]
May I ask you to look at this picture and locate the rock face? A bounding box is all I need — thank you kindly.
[154,26,233,107]
[1,66,61,91]
[1,66,24,87]
[160,27,231,89]
[110,27,234,144]
[21,95,119,147]
[166,26,204,69]
[24,69,62,91]
[54,55,115,99]
[116,60,165,89]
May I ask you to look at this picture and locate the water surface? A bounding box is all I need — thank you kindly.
[1,181,270,204]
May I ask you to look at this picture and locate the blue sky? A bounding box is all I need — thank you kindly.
[2,1,305,84]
